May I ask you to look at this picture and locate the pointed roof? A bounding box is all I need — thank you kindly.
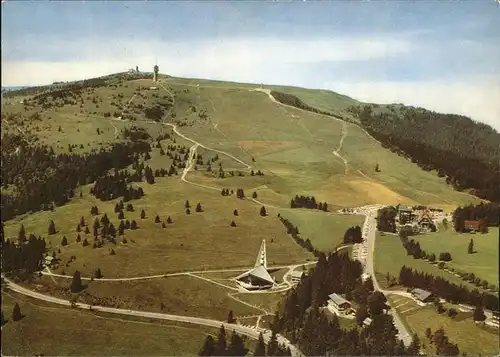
[254,239,267,269]
[235,265,275,285]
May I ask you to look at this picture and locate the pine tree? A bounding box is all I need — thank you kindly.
[61,236,68,246]
[155,215,161,223]
[118,210,125,220]
[70,271,83,293]
[82,238,89,246]
[227,331,246,356]
[110,249,116,255]
[76,224,81,232]
[76,234,81,243]
[215,325,227,356]
[94,268,103,279]
[141,209,146,219]
[196,203,203,212]
[84,227,89,235]
[199,335,216,356]
[167,216,173,224]
[260,206,267,217]
[467,239,474,254]
[233,209,239,216]
[473,304,486,322]
[80,216,85,227]
[227,310,235,323]
[101,213,110,226]
[230,221,236,227]
[131,220,138,230]
[18,224,26,243]
[162,222,166,228]
[252,191,258,199]
[12,303,21,321]
[407,333,421,355]
[267,331,279,357]
[254,332,266,356]
[185,200,190,208]
[48,220,56,235]
[186,208,191,215]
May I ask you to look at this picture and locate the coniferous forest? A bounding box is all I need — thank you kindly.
[0,133,151,220]
[354,105,500,202]
[452,202,499,232]
[271,252,422,356]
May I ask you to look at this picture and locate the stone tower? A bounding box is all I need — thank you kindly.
[153,64,159,82]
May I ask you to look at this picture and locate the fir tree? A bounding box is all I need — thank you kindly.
[118,210,125,220]
[141,209,146,219]
[70,271,83,293]
[467,239,474,254]
[110,249,116,255]
[254,332,266,356]
[252,191,258,199]
[227,310,235,323]
[101,213,110,226]
[76,234,81,243]
[215,325,227,356]
[267,331,279,357]
[233,209,239,216]
[185,200,191,208]
[155,215,161,223]
[18,224,26,243]
[94,268,103,279]
[227,331,246,356]
[61,236,68,246]
[260,206,267,217]
[199,335,216,356]
[80,216,85,227]
[76,224,81,233]
[167,216,173,224]
[186,208,191,215]
[196,203,203,212]
[473,304,486,322]
[48,220,56,235]
[162,222,166,228]
[82,238,89,246]
[131,220,138,230]
[230,221,236,227]
[12,303,21,322]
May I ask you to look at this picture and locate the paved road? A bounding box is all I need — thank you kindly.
[354,205,413,346]
[2,276,303,356]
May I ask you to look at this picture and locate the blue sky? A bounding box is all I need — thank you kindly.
[2,0,500,129]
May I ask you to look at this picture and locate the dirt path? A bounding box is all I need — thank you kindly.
[332,122,348,175]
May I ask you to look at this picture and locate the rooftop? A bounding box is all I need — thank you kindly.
[328,293,351,306]
[412,288,433,301]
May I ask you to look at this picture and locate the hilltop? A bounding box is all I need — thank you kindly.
[1,71,499,356]
[2,71,495,215]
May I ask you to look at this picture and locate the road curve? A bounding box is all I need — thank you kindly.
[2,276,303,356]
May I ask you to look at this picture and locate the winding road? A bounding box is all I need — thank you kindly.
[2,276,303,356]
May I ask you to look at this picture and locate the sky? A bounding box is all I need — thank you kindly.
[2,0,500,130]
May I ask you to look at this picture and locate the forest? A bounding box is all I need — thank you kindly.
[271,252,422,356]
[355,105,500,202]
[0,133,151,220]
[399,266,499,312]
[452,202,499,232]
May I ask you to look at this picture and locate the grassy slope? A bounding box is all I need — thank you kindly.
[1,291,216,356]
[278,209,365,252]
[387,295,499,356]
[413,226,499,284]
[3,179,312,278]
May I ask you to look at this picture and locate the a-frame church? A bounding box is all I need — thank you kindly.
[235,240,275,291]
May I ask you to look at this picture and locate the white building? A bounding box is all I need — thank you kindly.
[327,293,354,316]
[291,270,304,284]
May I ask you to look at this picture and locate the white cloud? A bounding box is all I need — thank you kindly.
[2,35,413,86]
[2,36,499,131]
[329,80,500,131]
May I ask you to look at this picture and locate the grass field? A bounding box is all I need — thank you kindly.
[278,209,365,252]
[412,226,499,285]
[387,295,499,356]
[3,178,312,278]
[374,232,483,291]
[1,291,217,356]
